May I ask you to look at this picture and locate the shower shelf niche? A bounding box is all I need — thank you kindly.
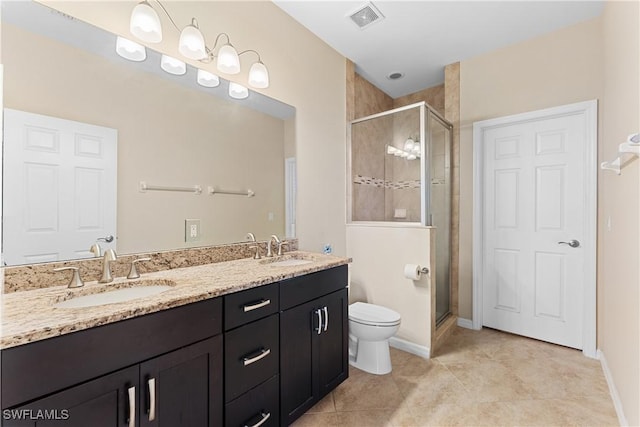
[600,133,639,175]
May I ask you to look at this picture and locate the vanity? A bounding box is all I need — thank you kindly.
[0,252,349,427]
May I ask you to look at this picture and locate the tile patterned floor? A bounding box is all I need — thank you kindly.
[292,326,619,426]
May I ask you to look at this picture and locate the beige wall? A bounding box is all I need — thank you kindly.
[600,1,640,424]
[347,224,433,351]
[3,23,286,254]
[459,17,604,319]
[36,0,347,256]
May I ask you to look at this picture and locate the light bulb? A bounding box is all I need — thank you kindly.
[408,154,417,160]
[115,36,146,61]
[248,61,269,89]
[197,69,220,87]
[160,55,186,75]
[404,138,415,152]
[228,82,249,99]
[217,44,240,74]
[130,1,162,43]
[179,20,207,60]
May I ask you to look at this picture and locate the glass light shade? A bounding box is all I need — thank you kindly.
[130,1,162,43]
[404,138,415,151]
[115,36,146,62]
[412,145,421,154]
[160,54,186,75]
[248,61,269,89]
[217,44,240,74]
[197,69,220,87]
[228,82,249,99]
[386,146,394,154]
[407,154,417,160]
[179,22,207,60]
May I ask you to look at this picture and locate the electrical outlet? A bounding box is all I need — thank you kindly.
[185,219,201,242]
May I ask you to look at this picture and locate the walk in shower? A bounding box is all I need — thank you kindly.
[348,102,453,325]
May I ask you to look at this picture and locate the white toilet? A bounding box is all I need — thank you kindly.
[348,302,401,375]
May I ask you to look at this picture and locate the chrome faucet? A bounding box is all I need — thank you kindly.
[246,232,256,242]
[53,266,85,288]
[99,249,117,283]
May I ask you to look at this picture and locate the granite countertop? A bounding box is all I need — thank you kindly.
[0,251,350,350]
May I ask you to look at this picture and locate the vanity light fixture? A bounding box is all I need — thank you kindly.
[387,141,421,160]
[160,54,186,75]
[127,0,270,90]
[197,69,220,87]
[115,36,147,61]
[228,82,249,99]
[130,1,162,43]
[178,18,207,60]
[216,38,241,74]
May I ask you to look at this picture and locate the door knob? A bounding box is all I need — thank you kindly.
[558,239,580,248]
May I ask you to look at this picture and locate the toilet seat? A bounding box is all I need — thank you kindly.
[349,302,401,327]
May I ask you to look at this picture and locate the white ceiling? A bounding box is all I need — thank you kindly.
[274,1,604,98]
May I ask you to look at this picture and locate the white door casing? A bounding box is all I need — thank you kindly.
[472,100,597,358]
[3,109,117,265]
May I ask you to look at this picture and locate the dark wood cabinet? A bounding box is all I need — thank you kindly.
[2,265,349,427]
[139,336,223,427]
[280,284,348,426]
[225,375,279,427]
[7,338,223,427]
[8,366,138,427]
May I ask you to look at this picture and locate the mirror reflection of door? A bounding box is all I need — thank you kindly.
[3,109,117,265]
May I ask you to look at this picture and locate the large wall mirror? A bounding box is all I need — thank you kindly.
[1,1,296,266]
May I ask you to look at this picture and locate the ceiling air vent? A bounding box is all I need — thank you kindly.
[348,2,384,30]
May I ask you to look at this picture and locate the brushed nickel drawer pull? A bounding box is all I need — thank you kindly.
[316,309,323,335]
[245,411,271,427]
[323,306,329,332]
[243,348,271,366]
[148,377,156,421]
[127,386,136,427]
[243,299,271,312]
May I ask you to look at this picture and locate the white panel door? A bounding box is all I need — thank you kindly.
[482,113,586,349]
[3,109,117,265]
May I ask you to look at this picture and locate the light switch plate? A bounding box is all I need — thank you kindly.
[185,219,201,242]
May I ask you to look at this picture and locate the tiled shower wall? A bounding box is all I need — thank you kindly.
[346,60,461,320]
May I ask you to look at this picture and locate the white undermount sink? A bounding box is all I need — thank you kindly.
[268,259,313,267]
[54,285,174,309]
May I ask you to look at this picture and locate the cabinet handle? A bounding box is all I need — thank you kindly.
[127,386,136,427]
[243,348,271,366]
[243,299,271,312]
[148,377,156,421]
[245,411,271,427]
[323,306,329,332]
[315,309,323,335]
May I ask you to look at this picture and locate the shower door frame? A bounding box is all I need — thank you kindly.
[347,101,433,226]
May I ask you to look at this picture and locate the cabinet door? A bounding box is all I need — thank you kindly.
[279,298,320,425]
[317,288,349,398]
[139,336,223,427]
[8,366,138,427]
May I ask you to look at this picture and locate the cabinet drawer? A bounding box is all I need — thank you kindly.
[280,265,348,310]
[224,314,279,402]
[225,283,279,330]
[225,375,279,427]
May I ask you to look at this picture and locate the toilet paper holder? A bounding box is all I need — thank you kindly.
[420,267,429,274]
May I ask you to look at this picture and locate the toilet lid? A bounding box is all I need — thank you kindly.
[349,302,401,325]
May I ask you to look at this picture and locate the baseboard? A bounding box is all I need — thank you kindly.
[457,317,474,329]
[389,336,430,359]
[598,349,628,426]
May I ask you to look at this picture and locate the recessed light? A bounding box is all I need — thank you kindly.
[387,72,404,80]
